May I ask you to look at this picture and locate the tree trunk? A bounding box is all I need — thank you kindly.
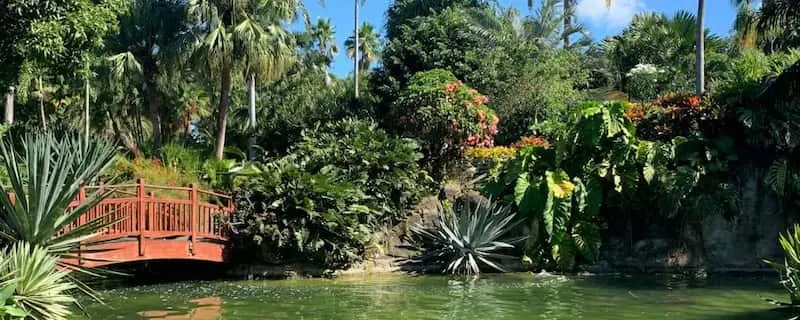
[143,57,163,151]
[38,76,47,131]
[214,63,232,160]
[85,77,90,148]
[4,86,13,124]
[563,0,571,48]
[108,110,143,158]
[354,0,360,99]
[248,72,257,160]
[695,0,705,96]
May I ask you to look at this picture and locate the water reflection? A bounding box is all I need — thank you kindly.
[138,297,221,320]
[82,275,788,320]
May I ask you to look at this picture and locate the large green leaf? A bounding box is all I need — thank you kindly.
[545,170,574,199]
[583,175,603,219]
[542,189,555,241]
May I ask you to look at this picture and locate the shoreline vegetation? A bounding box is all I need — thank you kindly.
[2,0,800,318]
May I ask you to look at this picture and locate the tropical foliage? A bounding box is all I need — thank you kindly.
[0,134,117,256]
[0,243,76,320]
[231,119,430,267]
[411,198,519,275]
[764,225,800,306]
[390,69,498,176]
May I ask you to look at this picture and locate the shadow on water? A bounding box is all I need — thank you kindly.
[85,260,231,290]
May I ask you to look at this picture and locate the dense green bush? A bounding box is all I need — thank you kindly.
[391,69,498,176]
[483,100,739,269]
[485,101,642,269]
[232,119,431,268]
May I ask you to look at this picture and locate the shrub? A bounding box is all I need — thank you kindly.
[232,159,378,268]
[391,69,498,176]
[411,198,519,275]
[626,64,666,102]
[160,143,205,173]
[232,119,431,268]
[106,157,202,190]
[465,146,517,161]
[635,93,721,141]
[290,119,431,219]
[484,101,641,269]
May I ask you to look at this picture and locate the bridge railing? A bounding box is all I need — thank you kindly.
[62,179,234,255]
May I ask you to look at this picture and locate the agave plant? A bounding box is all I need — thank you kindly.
[0,133,117,256]
[411,198,520,275]
[0,243,75,320]
[764,224,800,306]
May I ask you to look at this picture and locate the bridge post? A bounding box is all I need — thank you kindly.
[137,178,146,256]
[190,183,197,256]
[77,186,86,266]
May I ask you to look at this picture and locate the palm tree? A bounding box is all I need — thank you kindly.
[696,0,705,95]
[352,0,366,98]
[345,22,381,72]
[312,18,338,60]
[527,0,585,47]
[494,0,590,50]
[189,0,302,160]
[732,0,758,50]
[107,0,188,152]
[604,0,706,95]
[731,0,800,52]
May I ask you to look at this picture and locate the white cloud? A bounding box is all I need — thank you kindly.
[576,0,646,31]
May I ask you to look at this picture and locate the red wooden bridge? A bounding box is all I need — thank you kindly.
[60,179,234,268]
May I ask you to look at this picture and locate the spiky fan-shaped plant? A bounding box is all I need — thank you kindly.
[764,225,800,307]
[411,198,519,275]
[0,243,76,320]
[0,134,117,256]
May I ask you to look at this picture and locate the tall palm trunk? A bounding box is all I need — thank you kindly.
[695,0,705,95]
[354,0,360,99]
[563,0,571,48]
[214,62,232,160]
[38,76,47,131]
[248,72,257,160]
[84,76,90,149]
[143,57,162,151]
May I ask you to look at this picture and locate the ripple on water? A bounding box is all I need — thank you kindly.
[76,274,790,320]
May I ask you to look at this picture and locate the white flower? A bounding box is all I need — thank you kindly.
[626,63,664,77]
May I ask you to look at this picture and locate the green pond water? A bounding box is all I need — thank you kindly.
[79,273,794,320]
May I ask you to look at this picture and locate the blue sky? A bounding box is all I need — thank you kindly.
[300,0,738,77]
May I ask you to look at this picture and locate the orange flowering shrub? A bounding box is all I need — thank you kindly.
[511,136,551,150]
[394,69,499,174]
[624,104,647,123]
[635,92,720,140]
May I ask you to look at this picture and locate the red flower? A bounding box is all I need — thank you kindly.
[512,136,551,149]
